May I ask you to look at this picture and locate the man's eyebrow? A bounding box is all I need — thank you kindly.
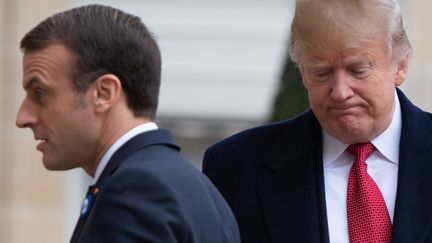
[23,77,42,90]
[343,54,373,64]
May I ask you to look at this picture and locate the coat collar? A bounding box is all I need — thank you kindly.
[96,129,180,187]
[258,111,330,243]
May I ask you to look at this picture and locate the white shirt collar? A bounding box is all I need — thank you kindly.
[93,122,158,182]
[323,91,401,166]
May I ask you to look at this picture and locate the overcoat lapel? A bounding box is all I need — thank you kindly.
[392,90,432,242]
[257,111,330,243]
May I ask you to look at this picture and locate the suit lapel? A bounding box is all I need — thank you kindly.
[392,90,432,242]
[257,111,329,243]
[70,185,96,243]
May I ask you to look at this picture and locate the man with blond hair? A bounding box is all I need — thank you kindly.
[203,0,432,242]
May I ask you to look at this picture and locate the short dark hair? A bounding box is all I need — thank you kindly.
[20,4,161,119]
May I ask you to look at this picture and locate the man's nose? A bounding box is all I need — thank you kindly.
[330,70,354,102]
[16,100,37,128]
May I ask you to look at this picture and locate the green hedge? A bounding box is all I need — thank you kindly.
[269,58,309,122]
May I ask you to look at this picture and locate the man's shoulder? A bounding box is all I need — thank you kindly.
[98,128,196,189]
[209,121,290,152]
[202,110,318,176]
[116,139,192,178]
[398,88,432,128]
[207,110,315,154]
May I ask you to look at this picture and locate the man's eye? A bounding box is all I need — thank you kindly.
[349,66,370,77]
[34,88,46,102]
[312,70,331,80]
[317,72,329,77]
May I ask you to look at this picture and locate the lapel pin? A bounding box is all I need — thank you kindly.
[80,193,93,218]
[80,186,99,218]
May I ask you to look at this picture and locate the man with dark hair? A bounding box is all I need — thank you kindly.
[203,0,432,242]
[16,4,240,243]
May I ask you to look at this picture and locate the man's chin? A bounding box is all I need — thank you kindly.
[324,120,373,143]
[333,127,373,144]
[42,159,72,171]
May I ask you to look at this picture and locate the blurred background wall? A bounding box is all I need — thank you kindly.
[0,1,72,242]
[0,0,430,242]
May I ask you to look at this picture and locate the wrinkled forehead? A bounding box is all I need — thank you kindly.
[300,37,390,65]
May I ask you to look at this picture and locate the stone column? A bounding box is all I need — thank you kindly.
[402,0,432,112]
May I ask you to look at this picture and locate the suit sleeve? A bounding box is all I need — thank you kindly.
[81,168,191,243]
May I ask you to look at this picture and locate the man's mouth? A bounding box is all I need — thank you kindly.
[35,137,48,150]
[329,105,363,114]
[35,137,48,142]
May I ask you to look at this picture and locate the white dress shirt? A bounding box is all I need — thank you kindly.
[323,94,401,243]
[93,122,158,183]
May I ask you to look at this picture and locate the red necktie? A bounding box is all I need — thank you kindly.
[346,143,392,243]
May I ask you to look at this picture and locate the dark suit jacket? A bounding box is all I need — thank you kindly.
[203,89,432,243]
[71,129,240,243]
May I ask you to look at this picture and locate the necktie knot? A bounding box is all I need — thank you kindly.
[347,142,375,162]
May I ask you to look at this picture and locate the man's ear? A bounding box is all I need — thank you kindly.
[92,74,122,113]
[395,55,409,86]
